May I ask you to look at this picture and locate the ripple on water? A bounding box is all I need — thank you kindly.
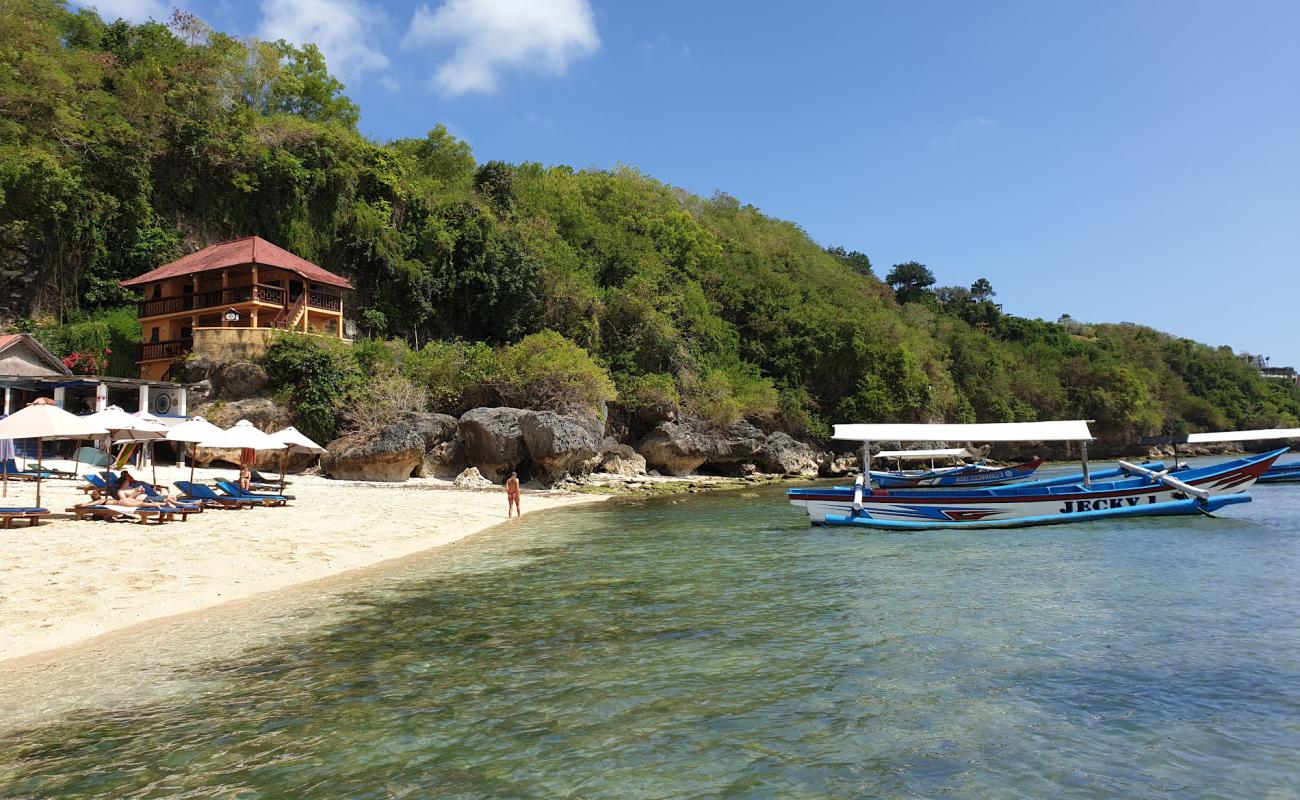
[1,483,1299,798]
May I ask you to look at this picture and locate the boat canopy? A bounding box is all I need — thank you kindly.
[832,420,1093,443]
[1184,428,1300,444]
[874,448,975,460]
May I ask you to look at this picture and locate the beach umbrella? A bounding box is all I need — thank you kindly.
[200,420,288,485]
[165,416,227,488]
[269,426,326,493]
[0,402,108,508]
[86,406,169,486]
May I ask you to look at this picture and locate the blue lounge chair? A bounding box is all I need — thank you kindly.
[174,481,252,509]
[2,459,46,481]
[130,481,201,512]
[214,479,291,506]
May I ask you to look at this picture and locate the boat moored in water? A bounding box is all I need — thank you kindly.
[1142,427,1300,485]
[788,420,1282,530]
[869,447,1044,488]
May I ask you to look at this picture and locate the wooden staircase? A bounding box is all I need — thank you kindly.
[273,293,308,329]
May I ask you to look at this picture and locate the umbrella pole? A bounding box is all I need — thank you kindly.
[280,449,287,495]
[35,438,42,509]
[190,444,197,489]
[73,438,81,483]
[150,440,157,488]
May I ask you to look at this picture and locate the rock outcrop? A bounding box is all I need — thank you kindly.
[452,467,495,489]
[391,411,467,479]
[594,438,647,476]
[520,410,600,483]
[759,432,822,477]
[321,424,424,482]
[217,361,268,400]
[636,422,717,476]
[456,407,530,482]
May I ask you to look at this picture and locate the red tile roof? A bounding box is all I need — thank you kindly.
[120,236,353,290]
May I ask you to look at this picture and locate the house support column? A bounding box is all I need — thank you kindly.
[3,386,11,415]
[139,384,150,414]
[177,387,187,417]
[94,382,108,412]
[53,387,65,409]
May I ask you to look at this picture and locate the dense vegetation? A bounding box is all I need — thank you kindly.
[5,1,1298,445]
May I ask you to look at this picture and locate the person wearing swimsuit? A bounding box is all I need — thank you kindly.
[506,471,521,518]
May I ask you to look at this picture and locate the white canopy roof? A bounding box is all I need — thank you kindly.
[0,403,109,440]
[165,416,227,444]
[270,426,326,455]
[874,448,975,460]
[1185,428,1300,444]
[833,420,1094,443]
[199,419,288,451]
[85,406,168,441]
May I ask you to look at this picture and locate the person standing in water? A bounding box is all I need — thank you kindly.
[505,471,521,518]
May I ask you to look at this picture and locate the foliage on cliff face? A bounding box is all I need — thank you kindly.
[5,2,1299,442]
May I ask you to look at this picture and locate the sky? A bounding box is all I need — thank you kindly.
[80,0,1300,366]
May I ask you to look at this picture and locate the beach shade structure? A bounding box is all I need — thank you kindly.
[269,426,326,493]
[85,405,170,486]
[200,421,289,486]
[165,416,228,488]
[0,402,109,508]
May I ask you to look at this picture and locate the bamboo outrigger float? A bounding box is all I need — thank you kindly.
[787,420,1283,530]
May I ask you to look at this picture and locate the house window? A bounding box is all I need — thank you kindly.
[150,327,160,342]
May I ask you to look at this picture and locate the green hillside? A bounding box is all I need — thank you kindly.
[4,1,1297,444]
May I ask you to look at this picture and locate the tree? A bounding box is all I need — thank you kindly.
[885,261,936,303]
[473,160,515,213]
[970,277,995,302]
[826,245,873,277]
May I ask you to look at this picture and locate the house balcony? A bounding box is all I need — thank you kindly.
[137,284,342,319]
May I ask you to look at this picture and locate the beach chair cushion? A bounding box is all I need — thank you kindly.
[214,480,289,504]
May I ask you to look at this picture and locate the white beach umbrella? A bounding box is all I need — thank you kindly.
[200,420,289,453]
[164,416,228,488]
[84,406,169,484]
[0,402,109,507]
[269,426,326,492]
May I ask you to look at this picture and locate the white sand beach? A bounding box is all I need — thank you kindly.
[0,460,605,663]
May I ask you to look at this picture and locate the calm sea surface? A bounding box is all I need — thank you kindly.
[2,472,1299,799]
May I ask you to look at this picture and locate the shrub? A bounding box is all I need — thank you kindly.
[263,333,361,442]
[32,307,140,378]
[499,330,616,414]
[619,372,681,413]
[403,339,503,415]
[342,371,429,434]
[683,362,779,428]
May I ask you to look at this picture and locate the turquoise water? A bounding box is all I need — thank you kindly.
[2,480,1299,798]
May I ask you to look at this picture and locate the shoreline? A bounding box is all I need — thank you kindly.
[0,460,610,666]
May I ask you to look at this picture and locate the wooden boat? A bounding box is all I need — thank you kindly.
[1142,428,1300,484]
[787,421,1281,530]
[869,447,1043,488]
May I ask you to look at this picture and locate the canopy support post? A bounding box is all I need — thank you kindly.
[1081,440,1091,489]
[853,440,872,511]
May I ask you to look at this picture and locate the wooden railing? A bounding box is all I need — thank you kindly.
[273,292,309,329]
[308,290,342,312]
[140,337,193,361]
[138,283,290,317]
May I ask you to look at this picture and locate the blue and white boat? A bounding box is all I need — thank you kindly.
[1143,427,1300,484]
[869,447,1044,488]
[788,421,1280,530]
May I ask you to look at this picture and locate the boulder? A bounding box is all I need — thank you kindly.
[423,438,468,479]
[596,438,647,476]
[760,432,822,477]
[636,422,716,476]
[456,407,530,482]
[819,453,859,477]
[179,354,222,385]
[399,411,459,450]
[713,420,767,464]
[217,361,268,400]
[521,411,600,484]
[453,467,495,489]
[321,423,425,482]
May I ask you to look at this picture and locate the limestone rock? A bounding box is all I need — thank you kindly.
[520,410,599,484]
[321,424,424,482]
[760,432,822,477]
[819,453,859,477]
[636,422,716,476]
[452,467,495,489]
[596,438,647,476]
[423,438,468,479]
[456,407,530,482]
[217,361,268,400]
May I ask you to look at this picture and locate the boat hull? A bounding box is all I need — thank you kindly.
[1259,461,1300,483]
[871,458,1043,488]
[825,494,1252,530]
[787,450,1283,528]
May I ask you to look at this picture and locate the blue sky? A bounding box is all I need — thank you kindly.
[83,0,1300,366]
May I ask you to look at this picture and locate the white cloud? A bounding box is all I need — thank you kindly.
[258,0,390,83]
[404,0,600,95]
[74,0,171,23]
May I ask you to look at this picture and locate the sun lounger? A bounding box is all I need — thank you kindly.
[174,481,252,509]
[0,507,49,528]
[214,480,290,506]
[65,505,187,524]
[3,458,59,480]
[250,469,290,488]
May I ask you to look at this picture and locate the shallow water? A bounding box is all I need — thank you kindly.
[2,478,1299,799]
